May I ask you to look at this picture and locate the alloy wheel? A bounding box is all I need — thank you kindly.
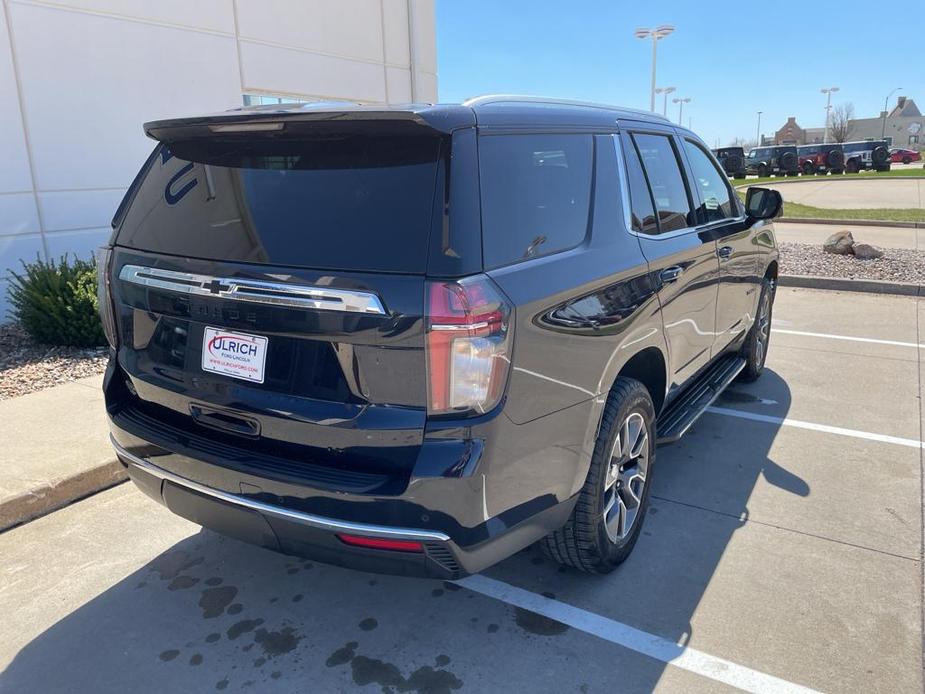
[603,412,650,542]
[755,291,771,366]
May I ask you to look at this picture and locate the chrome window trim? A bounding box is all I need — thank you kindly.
[111,436,451,542]
[118,264,386,315]
[613,135,748,241]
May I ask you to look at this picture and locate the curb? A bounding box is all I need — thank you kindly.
[734,175,925,189]
[0,457,128,533]
[777,217,924,229]
[779,274,922,296]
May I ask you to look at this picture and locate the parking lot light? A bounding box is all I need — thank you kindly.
[821,87,839,144]
[635,25,675,112]
[655,86,676,117]
[882,87,901,139]
[672,96,690,125]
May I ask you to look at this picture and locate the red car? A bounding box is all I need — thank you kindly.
[889,148,922,164]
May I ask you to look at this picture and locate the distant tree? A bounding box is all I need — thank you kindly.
[829,103,855,143]
[727,137,757,150]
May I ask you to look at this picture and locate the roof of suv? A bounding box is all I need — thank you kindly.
[144,95,675,142]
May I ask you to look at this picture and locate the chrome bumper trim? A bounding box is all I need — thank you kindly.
[111,435,450,543]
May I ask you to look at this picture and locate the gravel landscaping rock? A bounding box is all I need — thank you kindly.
[823,230,855,255]
[779,242,925,284]
[0,323,107,400]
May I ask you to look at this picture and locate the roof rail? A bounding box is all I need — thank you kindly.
[461,94,669,121]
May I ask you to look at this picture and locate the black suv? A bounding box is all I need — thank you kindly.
[745,145,799,177]
[712,147,747,179]
[842,140,891,173]
[100,96,781,577]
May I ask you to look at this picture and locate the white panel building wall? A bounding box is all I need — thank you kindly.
[0,0,437,320]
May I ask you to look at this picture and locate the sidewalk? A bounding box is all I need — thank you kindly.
[774,221,924,250]
[0,374,124,531]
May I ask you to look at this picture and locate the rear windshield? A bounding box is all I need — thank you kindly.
[115,136,442,273]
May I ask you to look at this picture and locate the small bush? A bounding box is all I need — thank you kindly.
[7,255,106,347]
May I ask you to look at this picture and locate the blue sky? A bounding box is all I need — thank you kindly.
[436,1,924,147]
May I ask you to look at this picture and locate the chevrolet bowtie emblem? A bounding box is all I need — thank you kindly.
[203,279,232,294]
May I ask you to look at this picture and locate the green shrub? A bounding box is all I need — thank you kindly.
[7,254,106,347]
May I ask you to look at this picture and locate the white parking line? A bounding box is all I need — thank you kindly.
[707,406,924,449]
[771,328,924,350]
[455,574,819,694]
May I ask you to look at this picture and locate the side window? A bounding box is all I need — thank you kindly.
[622,136,658,234]
[682,139,736,223]
[631,133,693,233]
[479,134,593,268]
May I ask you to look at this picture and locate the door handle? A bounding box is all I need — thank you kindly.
[660,266,684,283]
[717,246,734,260]
[190,404,261,438]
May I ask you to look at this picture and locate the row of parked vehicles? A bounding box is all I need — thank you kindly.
[711,140,914,178]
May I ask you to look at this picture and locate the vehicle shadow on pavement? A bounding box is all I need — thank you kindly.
[1,370,800,693]
[482,367,803,684]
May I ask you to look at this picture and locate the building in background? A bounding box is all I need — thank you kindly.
[0,0,437,319]
[850,97,921,147]
[771,96,922,147]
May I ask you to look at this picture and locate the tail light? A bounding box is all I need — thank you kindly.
[426,275,513,416]
[95,247,118,349]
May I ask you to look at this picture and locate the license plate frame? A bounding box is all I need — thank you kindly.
[201,327,268,384]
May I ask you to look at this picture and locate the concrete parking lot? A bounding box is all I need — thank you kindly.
[763,177,924,209]
[0,287,921,693]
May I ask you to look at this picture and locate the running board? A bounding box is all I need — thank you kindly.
[656,356,746,445]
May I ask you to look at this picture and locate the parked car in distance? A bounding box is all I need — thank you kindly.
[797,143,844,175]
[99,96,781,578]
[712,146,747,179]
[745,145,799,177]
[842,140,891,173]
[889,148,922,164]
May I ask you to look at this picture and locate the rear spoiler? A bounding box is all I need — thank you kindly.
[144,104,475,143]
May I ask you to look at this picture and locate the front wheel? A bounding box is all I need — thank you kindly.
[542,378,655,573]
[738,279,773,382]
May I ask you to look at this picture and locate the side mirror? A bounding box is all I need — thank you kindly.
[745,187,783,220]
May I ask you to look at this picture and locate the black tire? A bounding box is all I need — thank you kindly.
[902,157,912,165]
[541,377,656,573]
[738,278,774,382]
[846,159,859,174]
[871,145,889,167]
[733,173,746,180]
[758,164,769,178]
[802,162,814,176]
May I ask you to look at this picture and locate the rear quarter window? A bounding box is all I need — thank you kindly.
[478,133,593,269]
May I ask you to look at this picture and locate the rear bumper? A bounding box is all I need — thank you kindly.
[112,436,576,579]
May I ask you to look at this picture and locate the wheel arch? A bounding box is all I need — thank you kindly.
[613,346,668,417]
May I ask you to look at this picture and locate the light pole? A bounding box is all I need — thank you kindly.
[655,86,676,117]
[756,111,762,146]
[673,96,690,125]
[635,25,675,112]
[821,86,839,144]
[882,87,902,140]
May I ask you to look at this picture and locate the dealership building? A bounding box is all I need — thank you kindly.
[0,0,437,319]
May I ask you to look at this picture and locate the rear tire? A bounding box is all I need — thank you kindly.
[903,157,912,165]
[802,162,814,175]
[758,164,769,178]
[738,278,773,382]
[541,377,656,574]
[846,160,859,174]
